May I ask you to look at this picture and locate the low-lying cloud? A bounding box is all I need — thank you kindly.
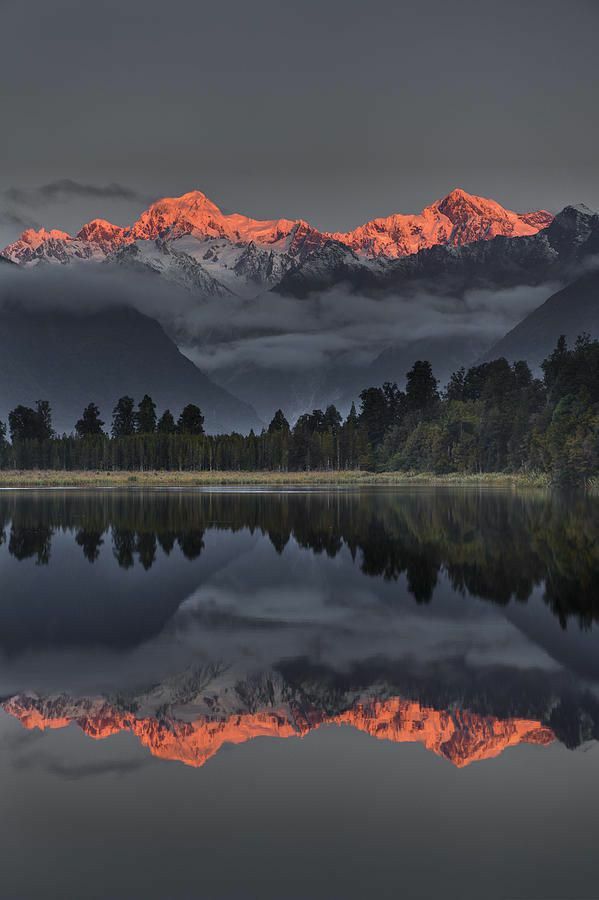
[181,281,561,374]
[0,264,561,383]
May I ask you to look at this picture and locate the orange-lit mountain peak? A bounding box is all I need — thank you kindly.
[127,190,318,249]
[440,187,471,200]
[432,187,554,232]
[77,217,125,236]
[127,190,225,241]
[20,227,73,247]
[435,186,483,207]
[76,218,127,251]
[147,189,223,216]
[332,189,554,258]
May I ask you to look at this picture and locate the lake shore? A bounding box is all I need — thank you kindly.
[0,470,552,488]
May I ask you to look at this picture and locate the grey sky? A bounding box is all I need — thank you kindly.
[0,0,597,238]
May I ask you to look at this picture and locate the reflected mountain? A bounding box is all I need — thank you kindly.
[3,670,555,769]
[5,648,599,767]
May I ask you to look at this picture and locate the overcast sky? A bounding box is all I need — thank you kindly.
[0,0,597,240]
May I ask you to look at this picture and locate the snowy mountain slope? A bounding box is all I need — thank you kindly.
[111,239,234,298]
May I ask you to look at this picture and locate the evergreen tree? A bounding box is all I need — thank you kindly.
[157,410,177,434]
[36,401,54,441]
[324,405,342,434]
[0,421,7,467]
[445,367,466,402]
[75,403,105,438]
[8,401,53,442]
[359,388,390,446]
[112,396,136,438]
[178,404,205,436]
[268,410,290,433]
[8,406,34,442]
[136,394,157,434]
[405,361,439,412]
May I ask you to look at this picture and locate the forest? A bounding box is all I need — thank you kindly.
[1,335,598,487]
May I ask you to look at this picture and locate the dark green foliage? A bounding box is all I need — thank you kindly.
[268,410,290,434]
[0,421,7,467]
[157,410,177,434]
[404,361,439,412]
[9,400,54,442]
[75,403,105,438]
[36,401,54,440]
[136,395,157,434]
[359,382,403,447]
[112,396,136,438]
[324,405,342,433]
[177,404,205,436]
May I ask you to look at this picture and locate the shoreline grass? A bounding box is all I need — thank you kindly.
[0,469,552,489]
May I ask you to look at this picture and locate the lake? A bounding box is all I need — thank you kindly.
[1,487,599,899]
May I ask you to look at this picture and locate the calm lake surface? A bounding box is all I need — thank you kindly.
[1,487,599,900]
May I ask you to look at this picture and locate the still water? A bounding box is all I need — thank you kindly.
[1,487,599,899]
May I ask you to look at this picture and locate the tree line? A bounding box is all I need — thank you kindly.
[1,335,598,485]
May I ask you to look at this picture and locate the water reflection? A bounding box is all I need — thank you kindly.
[5,687,554,769]
[1,488,599,769]
[1,489,599,625]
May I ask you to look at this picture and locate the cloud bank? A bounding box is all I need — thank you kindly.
[180,282,561,374]
[0,264,560,381]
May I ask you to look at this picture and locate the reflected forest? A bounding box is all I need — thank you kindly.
[2,489,599,631]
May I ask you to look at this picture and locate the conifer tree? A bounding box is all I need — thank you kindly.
[157,410,177,434]
[136,394,157,434]
[75,403,105,438]
[112,396,136,438]
[8,401,54,442]
[177,404,205,436]
[268,409,290,433]
[35,401,54,441]
[405,361,439,412]
[0,421,7,466]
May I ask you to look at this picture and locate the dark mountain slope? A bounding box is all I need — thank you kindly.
[0,305,261,434]
[483,270,599,368]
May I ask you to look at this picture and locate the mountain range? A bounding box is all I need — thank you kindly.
[1,188,598,426]
[3,677,554,770]
[1,188,555,299]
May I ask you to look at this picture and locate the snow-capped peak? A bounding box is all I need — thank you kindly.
[20,227,72,247]
[331,188,554,259]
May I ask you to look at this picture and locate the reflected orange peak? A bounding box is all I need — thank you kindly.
[3,694,554,769]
